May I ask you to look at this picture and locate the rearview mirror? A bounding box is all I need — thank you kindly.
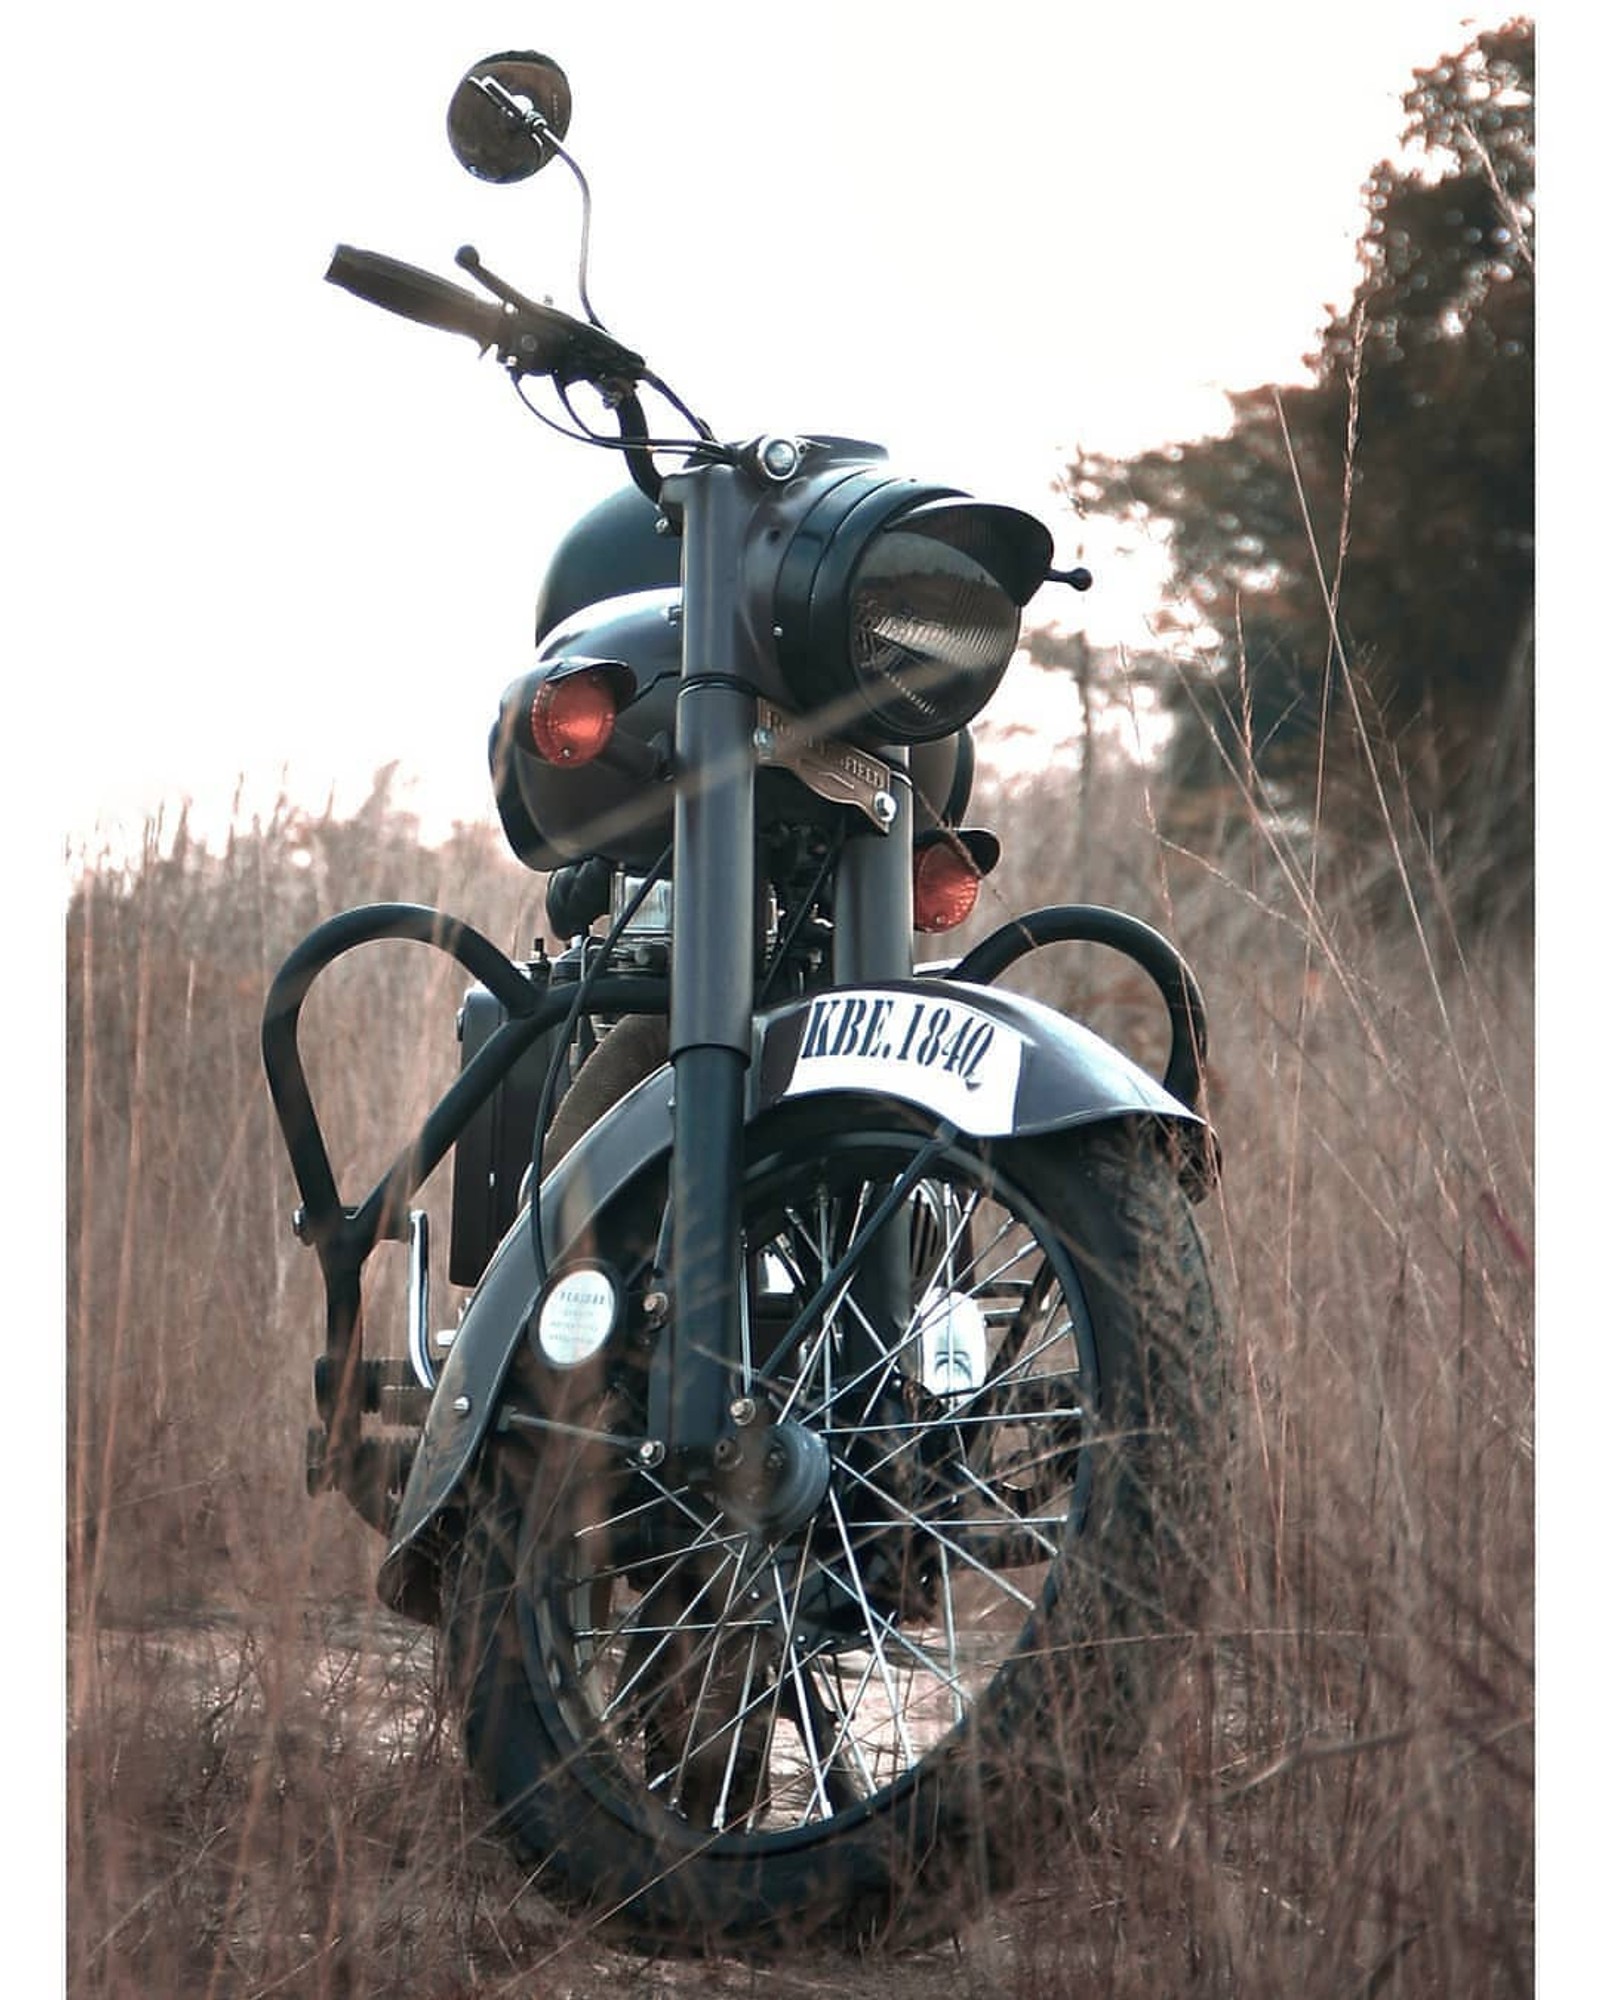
[446,50,572,184]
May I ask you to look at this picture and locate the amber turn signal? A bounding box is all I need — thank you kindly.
[913,839,985,933]
[529,671,621,765]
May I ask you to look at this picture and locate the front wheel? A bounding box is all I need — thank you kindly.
[445,1109,1222,1953]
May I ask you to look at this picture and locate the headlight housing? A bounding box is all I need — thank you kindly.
[762,454,1054,745]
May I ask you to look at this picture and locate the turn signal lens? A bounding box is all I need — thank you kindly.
[529,672,620,765]
[913,840,985,933]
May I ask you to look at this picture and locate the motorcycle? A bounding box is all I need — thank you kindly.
[263,49,1223,1955]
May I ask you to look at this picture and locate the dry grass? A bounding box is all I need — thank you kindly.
[64,734,1532,1992]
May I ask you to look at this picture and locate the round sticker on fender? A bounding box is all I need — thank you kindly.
[535,1265,619,1368]
[786,990,1023,1135]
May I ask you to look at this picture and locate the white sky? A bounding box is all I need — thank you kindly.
[16,0,1522,855]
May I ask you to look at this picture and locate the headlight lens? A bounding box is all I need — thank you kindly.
[767,472,1054,745]
[847,519,1022,741]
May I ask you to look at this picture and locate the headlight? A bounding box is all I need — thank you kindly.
[762,457,1054,745]
[843,501,1040,741]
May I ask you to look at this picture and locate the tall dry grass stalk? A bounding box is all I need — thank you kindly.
[972,719,1532,1994]
[66,696,1531,1992]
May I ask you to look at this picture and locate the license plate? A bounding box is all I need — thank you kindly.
[784,989,1024,1134]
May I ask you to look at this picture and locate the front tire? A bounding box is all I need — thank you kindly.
[444,1109,1221,1953]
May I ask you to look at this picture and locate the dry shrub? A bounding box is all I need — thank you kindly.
[67,780,570,1995]
[65,735,1532,1993]
[962,746,1534,1996]
[66,774,542,1615]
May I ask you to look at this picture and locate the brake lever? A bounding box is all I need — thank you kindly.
[455,245,646,391]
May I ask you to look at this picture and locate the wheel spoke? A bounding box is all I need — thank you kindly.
[664,1543,755,1816]
[937,1541,965,1725]
[828,1454,1044,1607]
[708,1625,764,1831]
[823,1487,919,1767]
[768,1533,844,1815]
[788,1210,1068,1439]
[598,1542,744,1726]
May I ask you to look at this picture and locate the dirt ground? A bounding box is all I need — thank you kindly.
[74,1599,1155,1998]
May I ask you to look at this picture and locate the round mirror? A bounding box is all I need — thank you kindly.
[447,50,572,183]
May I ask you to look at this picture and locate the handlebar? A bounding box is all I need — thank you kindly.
[325,243,648,392]
[326,245,507,347]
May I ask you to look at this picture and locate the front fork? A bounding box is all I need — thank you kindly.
[653,460,913,1467]
[653,461,756,1458]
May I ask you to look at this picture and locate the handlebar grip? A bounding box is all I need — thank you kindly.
[326,244,506,347]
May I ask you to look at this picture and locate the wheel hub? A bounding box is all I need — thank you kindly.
[717,1418,832,1540]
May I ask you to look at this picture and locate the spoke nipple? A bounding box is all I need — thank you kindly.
[729,1396,757,1426]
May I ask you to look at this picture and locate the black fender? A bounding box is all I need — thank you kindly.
[376,978,1211,1620]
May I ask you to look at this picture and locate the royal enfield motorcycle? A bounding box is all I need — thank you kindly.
[262,50,1224,1955]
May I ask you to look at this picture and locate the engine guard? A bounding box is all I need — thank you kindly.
[376,976,1213,1622]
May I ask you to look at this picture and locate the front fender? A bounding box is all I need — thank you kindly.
[757,980,1202,1141]
[376,978,1210,1621]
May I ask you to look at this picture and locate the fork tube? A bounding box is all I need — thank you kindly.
[658,461,758,1459]
[832,754,913,985]
[831,757,916,1396]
